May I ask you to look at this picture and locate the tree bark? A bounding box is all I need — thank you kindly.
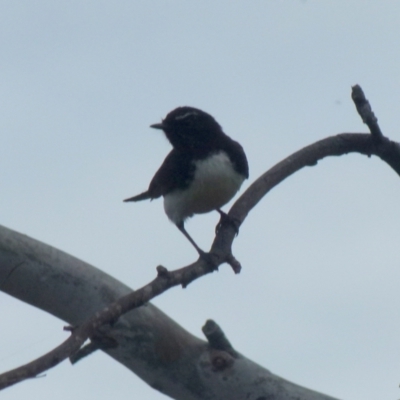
[0,224,338,400]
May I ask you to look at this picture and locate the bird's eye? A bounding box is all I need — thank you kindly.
[174,111,198,121]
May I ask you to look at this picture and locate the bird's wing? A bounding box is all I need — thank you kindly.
[124,150,194,202]
[147,150,193,197]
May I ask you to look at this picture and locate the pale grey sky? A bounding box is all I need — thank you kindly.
[1,1,400,399]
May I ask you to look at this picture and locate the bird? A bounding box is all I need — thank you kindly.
[124,106,249,259]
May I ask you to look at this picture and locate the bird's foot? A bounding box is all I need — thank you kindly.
[215,209,240,236]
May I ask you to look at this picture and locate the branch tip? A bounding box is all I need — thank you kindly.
[226,254,241,274]
[351,84,384,140]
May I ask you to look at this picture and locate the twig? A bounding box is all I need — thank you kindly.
[351,84,384,141]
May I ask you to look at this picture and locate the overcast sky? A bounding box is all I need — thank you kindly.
[1,1,400,399]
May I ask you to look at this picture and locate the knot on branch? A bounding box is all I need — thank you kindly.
[202,319,237,357]
[209,349,235,371]
[156,265,170,279]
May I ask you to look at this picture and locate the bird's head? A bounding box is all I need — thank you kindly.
[150,107,224,152]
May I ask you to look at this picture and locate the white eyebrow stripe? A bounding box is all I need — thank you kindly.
[175,111,198,121]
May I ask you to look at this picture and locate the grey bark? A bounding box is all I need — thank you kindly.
[0,224,338,400]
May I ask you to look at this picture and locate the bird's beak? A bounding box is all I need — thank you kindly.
[150,123,164,130]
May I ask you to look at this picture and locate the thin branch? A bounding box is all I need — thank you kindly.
[0,258,216,389]
[1,85,399,394]
[226,133,400,230]
[351,84,384,141]
[69,329,118,365]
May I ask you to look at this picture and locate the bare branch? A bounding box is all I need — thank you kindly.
[0,257,216,389]
[1,85,399,399]
[0,224,339,400]
[351,84,384,140]
[227,133,400,231]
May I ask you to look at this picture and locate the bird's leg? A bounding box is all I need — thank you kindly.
[176,221,209,259]
[176,222,219,270]
[215,209,240,235]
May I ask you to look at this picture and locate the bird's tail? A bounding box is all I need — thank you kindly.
[123,191,151,202]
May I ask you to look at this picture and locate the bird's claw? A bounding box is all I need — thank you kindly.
[215,210,240,236]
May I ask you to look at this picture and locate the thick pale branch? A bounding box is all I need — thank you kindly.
[0,255,214,390]
[0,225,338,400]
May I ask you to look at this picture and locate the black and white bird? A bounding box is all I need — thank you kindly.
[124,107,249,258]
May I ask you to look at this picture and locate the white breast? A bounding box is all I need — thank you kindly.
[163,151,245,224]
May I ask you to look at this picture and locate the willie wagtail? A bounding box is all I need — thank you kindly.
[124,107,249,257]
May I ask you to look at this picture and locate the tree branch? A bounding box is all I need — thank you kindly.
[1,85,399,399]
[226,133,400,232]
[0,224,338,400]
[351,84,384,140]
